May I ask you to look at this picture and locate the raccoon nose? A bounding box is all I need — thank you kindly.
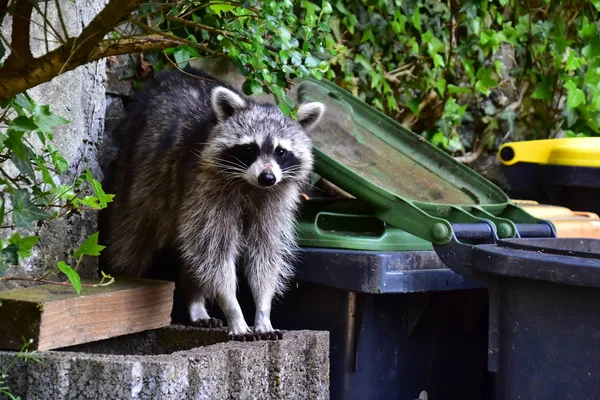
[258,171,276,187]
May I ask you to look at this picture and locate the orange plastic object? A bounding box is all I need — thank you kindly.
[514,200,600,239]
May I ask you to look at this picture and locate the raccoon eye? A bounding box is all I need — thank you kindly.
[275,147,287,157]
[245,145,254,153]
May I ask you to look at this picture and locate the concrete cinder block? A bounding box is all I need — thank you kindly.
[0,326,329,400]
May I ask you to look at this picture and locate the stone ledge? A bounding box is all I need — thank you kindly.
[0,326,330,400]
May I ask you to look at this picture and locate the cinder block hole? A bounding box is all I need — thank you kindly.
[56,325,229,355]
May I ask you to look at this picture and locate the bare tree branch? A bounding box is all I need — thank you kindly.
[89,34,185,59]
[65,0,143,65]
[4,0,34,68]
[0,0,146,100]
[0,35,180,100]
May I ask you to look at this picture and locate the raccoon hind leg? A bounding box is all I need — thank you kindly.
[180,272,223,328]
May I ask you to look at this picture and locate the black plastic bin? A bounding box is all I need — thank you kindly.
[435,234,600,400]
[254,247,493,400]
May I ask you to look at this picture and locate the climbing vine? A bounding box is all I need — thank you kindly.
[0,94,112,293]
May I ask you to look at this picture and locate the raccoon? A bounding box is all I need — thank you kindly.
[101,67,325,340]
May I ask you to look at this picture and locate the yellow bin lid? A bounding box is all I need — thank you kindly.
[498,137,600,168]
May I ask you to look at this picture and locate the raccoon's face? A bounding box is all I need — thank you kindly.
[204,86,325,189]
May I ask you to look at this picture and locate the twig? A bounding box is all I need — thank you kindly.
[384,65,416,83]
[0,165,22,187]
[0,276,106,287]
[161,49,216,80]
[129,18,224,57]
[54,0,70,40]
[30,0,66,45]
[454,139,485,164]
[164,15,276,50]
[401,90,438,128]
[506,81,529,112]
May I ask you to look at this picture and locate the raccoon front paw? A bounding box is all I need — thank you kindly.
[253,322,283,340]
[190,318,224,328]
[254,330,283,340]
[228,332,260,342]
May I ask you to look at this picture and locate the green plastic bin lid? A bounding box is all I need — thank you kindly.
[291,78,544,245]
[295,199,433,251]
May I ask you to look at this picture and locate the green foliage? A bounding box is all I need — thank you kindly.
[0,94,113,293]
[0,338,40,400]
[325,0,600,154]
[135,0,343,115]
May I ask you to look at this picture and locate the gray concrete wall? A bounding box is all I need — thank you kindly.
[0,0,107,287]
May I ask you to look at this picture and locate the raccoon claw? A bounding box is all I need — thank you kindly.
[228,332,259,342]
[255,330,283,340]
[191,318,223,328]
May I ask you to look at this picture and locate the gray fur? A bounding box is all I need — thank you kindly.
[102,68,325,339]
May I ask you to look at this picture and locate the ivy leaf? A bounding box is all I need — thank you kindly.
[564,80,586,109]
[411,6,422,32]
[448,84,472,94]
[565,50,586,71]
[209,3,236,17]
[8,233,40,260]
[434,78,447,98]
[407,98,420,115]
[86,169,109,208]
[11,189,50,230]
[474,68,497,95]
[0,244,19,271]
[461,59,476,84]
[430,131,449,149]
[58,261,82,295]
[49,147,69,172]
[5,130,26,160]
[32,105,70,136]
[305,54,321,68]
[9,116,37,132]
[35,158,55,188]
[74,232,105,258]
[422,30,444,57]
[531,79,553,102]
[174,47,191,68]
[321,1,332,14]
[13,93,35,113]
[11,151,35,181]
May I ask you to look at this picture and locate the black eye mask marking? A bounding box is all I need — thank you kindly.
[276,148,300,173]
[220,143,259,170]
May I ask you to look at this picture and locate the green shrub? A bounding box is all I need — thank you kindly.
[324,0,600,155]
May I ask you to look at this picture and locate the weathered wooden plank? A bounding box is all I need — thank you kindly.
[0,277,174,351]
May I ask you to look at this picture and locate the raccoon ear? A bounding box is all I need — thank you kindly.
[211,87,247,121]
[297,102,326,131]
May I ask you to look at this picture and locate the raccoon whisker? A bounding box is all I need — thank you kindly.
[204,161,245,170]
[202,161,247,173]
[211,158,248,173]
[282,167,303,173]
[211,157,248,170]
[228,156,250,169]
